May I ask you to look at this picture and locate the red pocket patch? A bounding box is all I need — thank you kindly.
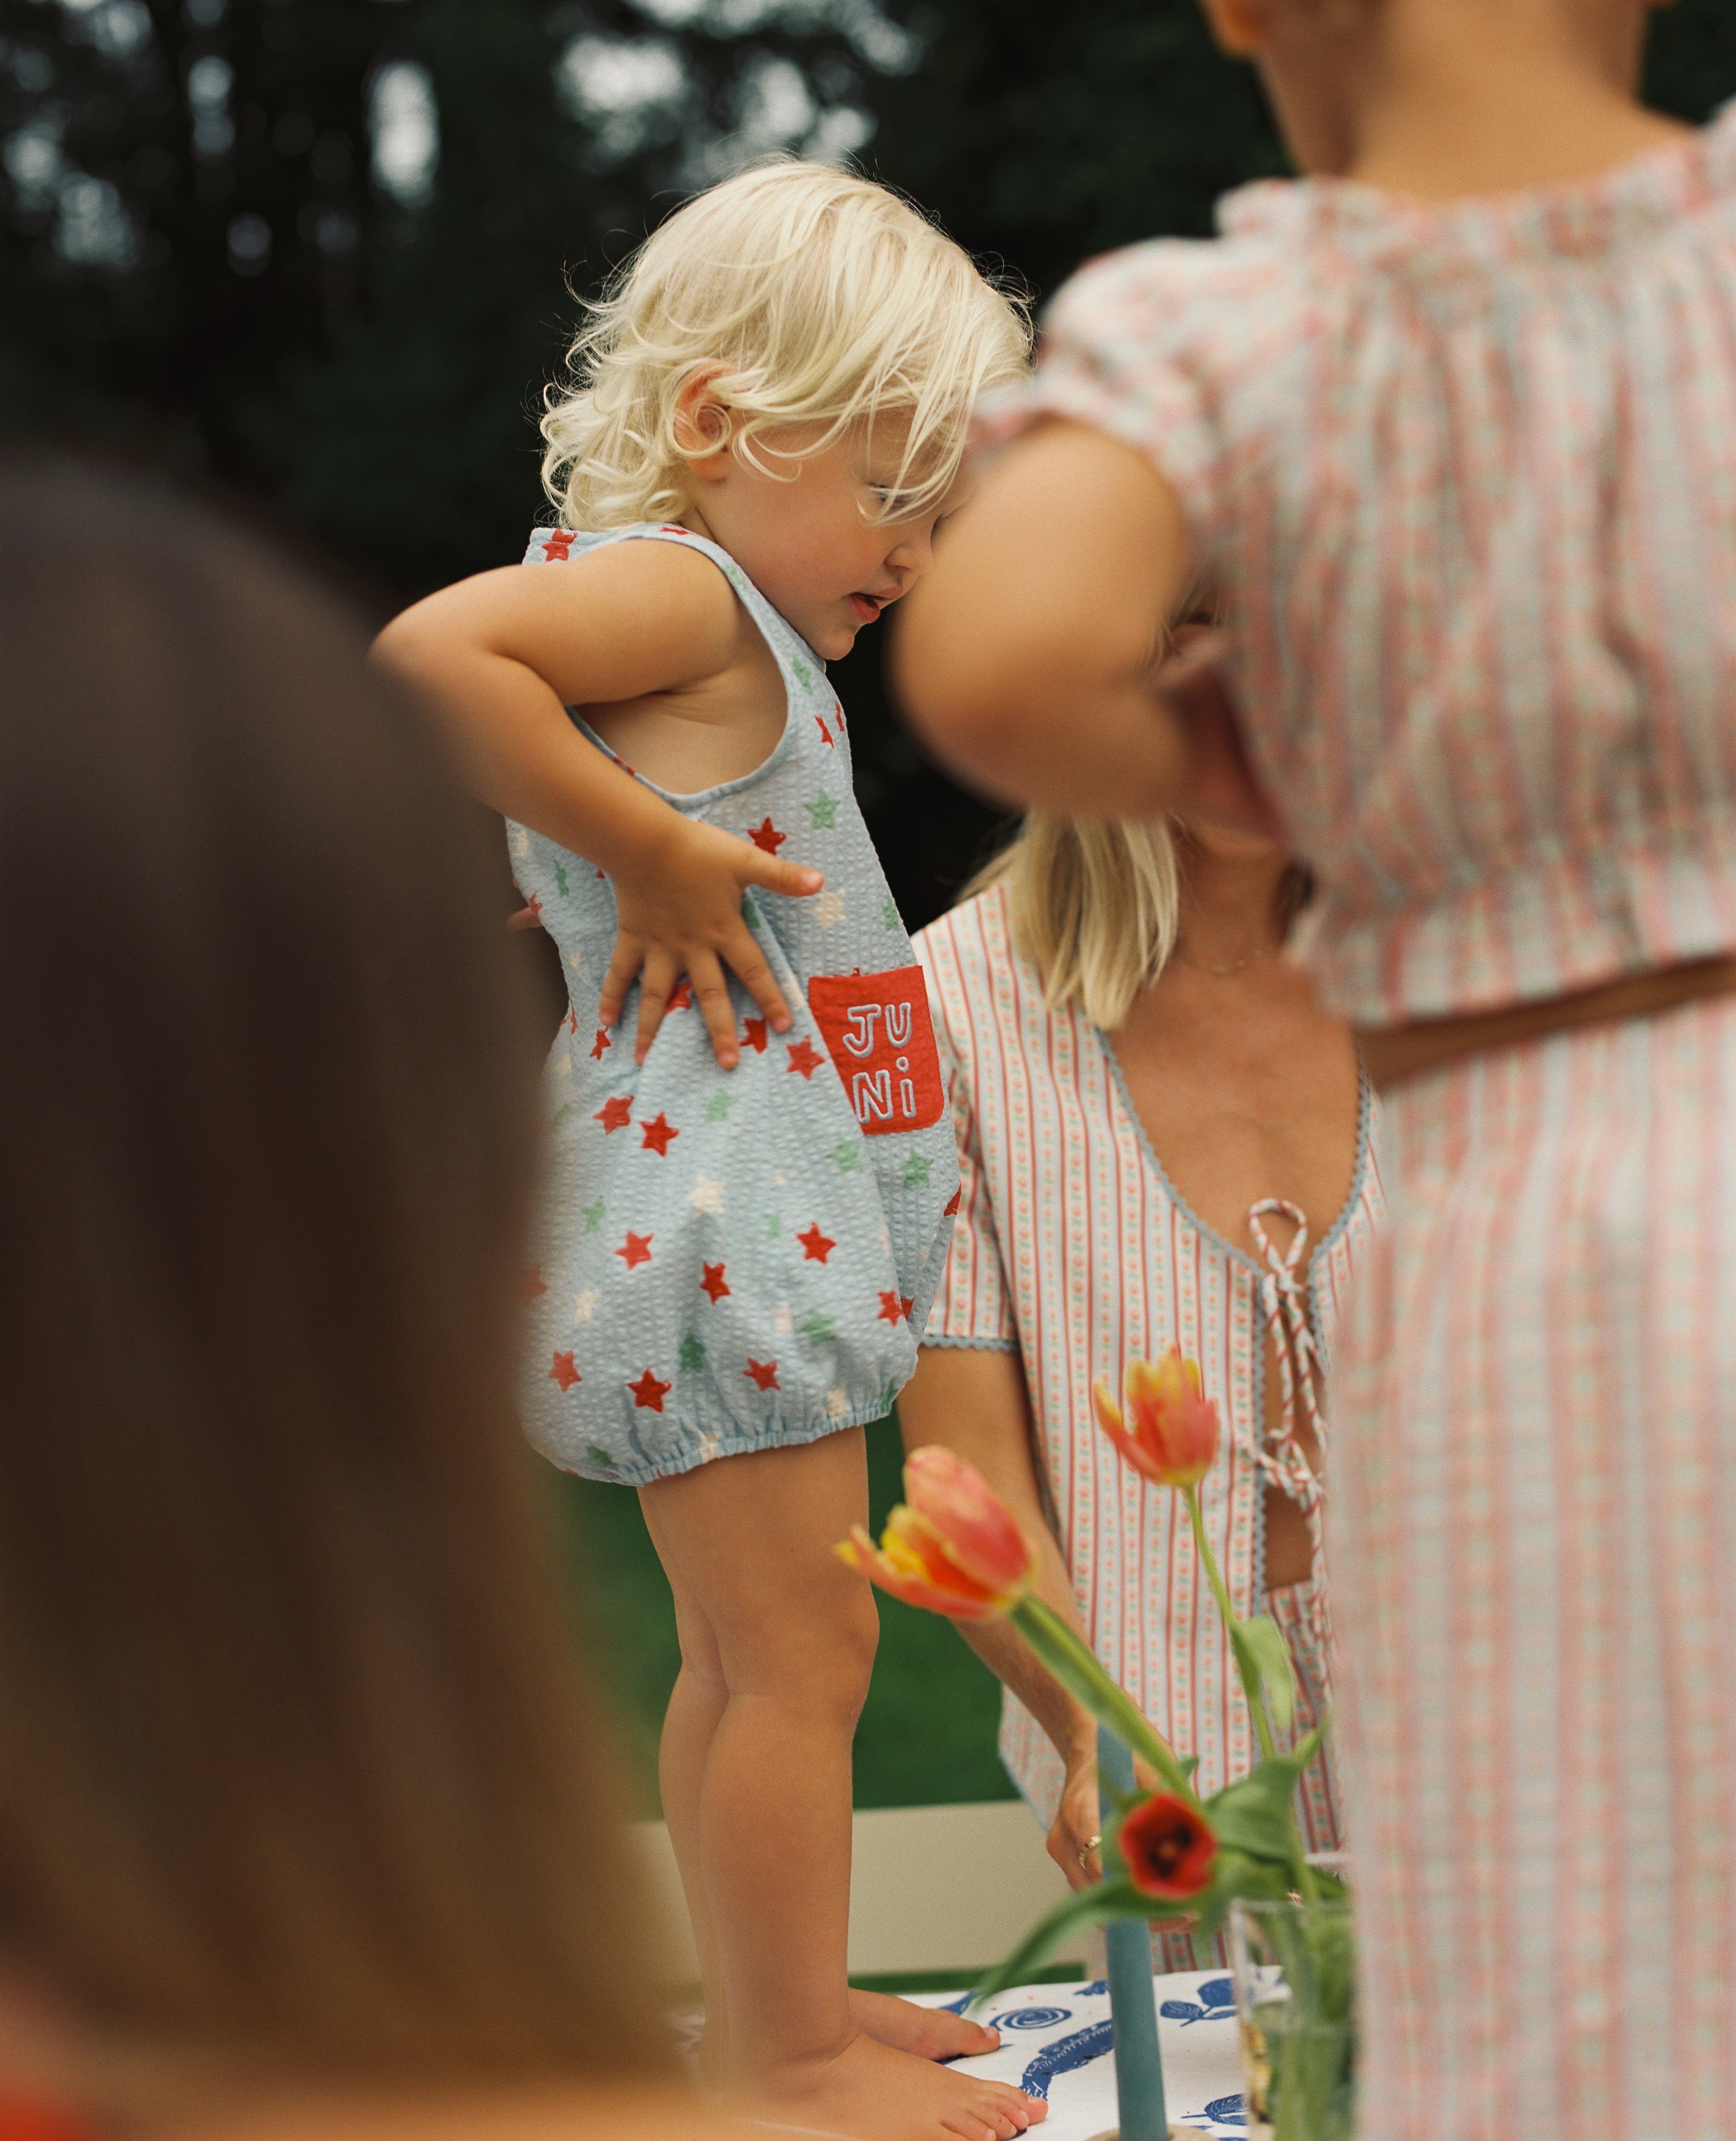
[807,967,945,1136]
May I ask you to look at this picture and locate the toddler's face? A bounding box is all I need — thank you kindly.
[684,418,963,661]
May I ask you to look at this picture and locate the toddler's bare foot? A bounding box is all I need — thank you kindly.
[755,2031,1044,2141]
[848,1987,999,2062]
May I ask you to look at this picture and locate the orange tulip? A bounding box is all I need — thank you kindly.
[836,1446,1035,1620]
[1093,1347,1219,1491]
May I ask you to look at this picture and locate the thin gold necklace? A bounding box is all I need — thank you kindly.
[1173,941,1281,980]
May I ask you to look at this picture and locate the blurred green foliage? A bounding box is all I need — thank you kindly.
[6,0,1735,1809]
[4,0,1732,920]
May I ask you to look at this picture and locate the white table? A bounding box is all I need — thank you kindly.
[910,1970,1247,2140]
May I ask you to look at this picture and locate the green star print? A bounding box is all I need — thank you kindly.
[705,1091,736,1124]
[679,1332,706,1373]
[883,897,901,931]
[582,1197,606,1233]
[902,1149,932,1188]
[554,863,569,897]
[807,789,839,829]
[802,1308,836,1347]
[831,1139,862,1174]
[765,1214,781,1239]
[742,894,762,929]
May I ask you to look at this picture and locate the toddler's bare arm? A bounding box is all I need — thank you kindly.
[373,543,820,1067]
[893,420,1198,818]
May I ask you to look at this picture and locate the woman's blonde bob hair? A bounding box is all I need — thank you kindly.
[971,819,1186,1034]
[541,158,1031,531]
[972,818,1311,1033]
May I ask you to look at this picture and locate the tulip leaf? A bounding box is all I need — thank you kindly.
[1231,1613,1297,1735]
[1186,1847,1294,1946]
[1010,1597,1197,1801]
[1206,1756,1304,1865]
[968,1877,1192,2010]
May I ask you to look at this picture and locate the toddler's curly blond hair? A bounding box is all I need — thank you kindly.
[540,158,1031,532]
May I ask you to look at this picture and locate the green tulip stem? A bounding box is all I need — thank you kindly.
[1184,1484,1276,1766]
[1179,1486,1321,1900]
[1009,1595,1200,1807]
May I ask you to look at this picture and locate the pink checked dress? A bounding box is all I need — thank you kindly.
[916,885,1383,1965]
[1010,106,1736,2141]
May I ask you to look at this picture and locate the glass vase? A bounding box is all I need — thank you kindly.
[1228,1894,1355,2141]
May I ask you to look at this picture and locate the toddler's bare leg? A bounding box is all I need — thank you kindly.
[640,1431,1043,2141]
[643,1484,999,2076]
[640,1493,733,2080]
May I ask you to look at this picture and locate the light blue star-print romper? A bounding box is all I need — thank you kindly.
[509,523,961,1486]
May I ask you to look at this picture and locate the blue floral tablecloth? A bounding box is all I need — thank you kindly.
[910,1970,1246,2140]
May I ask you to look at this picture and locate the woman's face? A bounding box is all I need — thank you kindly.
[1177,815,1286,867]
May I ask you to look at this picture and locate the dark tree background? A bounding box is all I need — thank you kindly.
[5,0,1736,929]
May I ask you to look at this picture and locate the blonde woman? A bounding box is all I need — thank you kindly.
[900,805,1380,1953]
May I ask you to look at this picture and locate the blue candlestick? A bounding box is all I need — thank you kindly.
[1099,1725,1168,2141]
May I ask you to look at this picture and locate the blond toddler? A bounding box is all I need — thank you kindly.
[377,160,1040,2141]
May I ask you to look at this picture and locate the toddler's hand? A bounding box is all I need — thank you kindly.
[603,814,822,1068]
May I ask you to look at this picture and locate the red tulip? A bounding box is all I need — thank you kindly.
[1118,1793,1218,1900]
[836,1446,1035,1620]
[1093,1348,1219,1491]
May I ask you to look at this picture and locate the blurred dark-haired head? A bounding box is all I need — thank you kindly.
[0,463,669,2105]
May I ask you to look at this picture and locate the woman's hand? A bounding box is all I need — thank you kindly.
[1048,1745,1173,1893]
[1049,1753,1105,1892]
[602,813,821,1068]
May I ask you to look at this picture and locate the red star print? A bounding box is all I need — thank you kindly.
[640,1111,680,1156]
[667,978,694,1011]
[742,1017,768,1054]
[701,1262,731,1303]
[522,1266,548,1302]
[595,1095,632,1133]
[549,1351,581,1392]
[815,714,834,748]
[616,1230,653,1270]
[744,1358,780,1391]
[749,817,786,854]
[590,1027,612,1060]
[566,1009,579,1035]
[944,1188,962,1217]
[877,1289,914,1325]
[629,1367,671,1411]
[797,1222,835,1263]
[785,1037,824,1079]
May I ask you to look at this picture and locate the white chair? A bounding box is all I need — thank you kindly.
[630,1800,1078,1982]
